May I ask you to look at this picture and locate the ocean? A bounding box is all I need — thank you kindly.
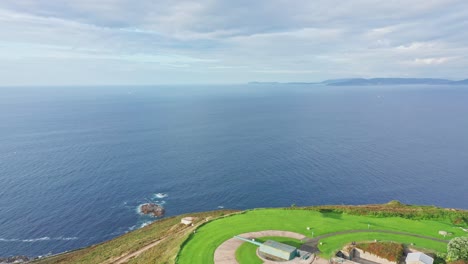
[0,84,467,257]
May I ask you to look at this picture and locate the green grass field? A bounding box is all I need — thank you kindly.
[32,203,466,264]
[177,208,465,264]
[235,236,302,264]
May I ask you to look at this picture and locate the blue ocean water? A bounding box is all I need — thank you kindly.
[0,84,467,257]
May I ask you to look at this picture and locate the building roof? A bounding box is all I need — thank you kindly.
[261,240,297,253]
[406,252,434,264]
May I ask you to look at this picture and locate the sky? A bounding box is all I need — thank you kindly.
[0,0,468,85]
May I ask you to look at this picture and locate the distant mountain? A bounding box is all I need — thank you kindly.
[453,79,468,85]
[248,81,320,85]
[248,78,468,86]
[248,81,281,85]
[324,78,456,86]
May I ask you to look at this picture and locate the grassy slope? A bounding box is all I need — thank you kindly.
[33,210,237,264]
[32,203,467,264]
[177,208,466,264]
[235,236,302,264]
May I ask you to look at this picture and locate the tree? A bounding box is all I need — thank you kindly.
[447,237,468,261]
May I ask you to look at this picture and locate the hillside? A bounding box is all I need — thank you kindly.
[32,202,468,264]
[32,210,238,264]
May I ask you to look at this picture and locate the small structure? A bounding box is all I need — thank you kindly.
[406,252,434,264]
[181,217,194,225]
[438,231,448,236]
[259,240,297,261]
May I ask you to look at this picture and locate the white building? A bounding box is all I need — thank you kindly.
[181,217,194,225]
[406,252,434,264]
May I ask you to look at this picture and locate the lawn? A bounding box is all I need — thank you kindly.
[318,232,447,257]
[235,236,302,264]
[177,208,464,264]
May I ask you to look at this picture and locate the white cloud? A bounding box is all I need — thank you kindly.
[1,0,468,84]
[410,57,453,65]
[396,42,438,51]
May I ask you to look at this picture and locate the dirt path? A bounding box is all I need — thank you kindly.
[113,238,166,264]
[107,223,199,264]
[214,230,307,264]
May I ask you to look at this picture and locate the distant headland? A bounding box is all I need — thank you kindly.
[249,78,468,86]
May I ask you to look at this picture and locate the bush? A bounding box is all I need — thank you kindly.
[447,237,468,261]
[356,242,404,262]
[302,203,468,225]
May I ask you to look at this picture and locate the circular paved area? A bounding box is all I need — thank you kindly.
[214,230,307,264]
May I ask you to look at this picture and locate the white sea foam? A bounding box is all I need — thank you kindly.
[217,205,224,209]
[0,236,78,243]
[140,221,153,228]
[154,193,168,199]
[127,221,154,232]
[136,204,144,214]
[59,236,79,241]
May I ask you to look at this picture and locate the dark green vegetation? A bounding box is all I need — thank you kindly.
[355,242,404,262]
[302,201,468,226]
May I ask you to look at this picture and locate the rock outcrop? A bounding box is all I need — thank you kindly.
[0,256,29,263]
[140,203,165,217]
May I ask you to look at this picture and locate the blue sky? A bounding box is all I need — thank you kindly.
[1,0,467,85]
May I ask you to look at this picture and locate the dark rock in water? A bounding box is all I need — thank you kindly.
[140,203,165,217]
[0,256,29,263]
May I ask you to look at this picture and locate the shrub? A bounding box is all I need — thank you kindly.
[356,242,404,262]
[447,237,468,261]
[302,203,468,225]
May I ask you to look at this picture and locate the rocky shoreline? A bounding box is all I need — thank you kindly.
[0,256,29,263]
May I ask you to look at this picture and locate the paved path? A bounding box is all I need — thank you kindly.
[214,230,307,264]
[300,229,449,254]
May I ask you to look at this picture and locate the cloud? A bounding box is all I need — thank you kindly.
[396,42,438,51]
[0,0,468,85]
[410,57,453,65]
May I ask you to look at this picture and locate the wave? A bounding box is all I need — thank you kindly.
[217,205,224,209]
[140,221,153,228]
[0,236,78,243]
[136,204,143,214]
[154,193,168,199]
[127,221,154,232]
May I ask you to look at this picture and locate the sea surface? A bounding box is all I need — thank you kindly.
[0,84,467,257]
